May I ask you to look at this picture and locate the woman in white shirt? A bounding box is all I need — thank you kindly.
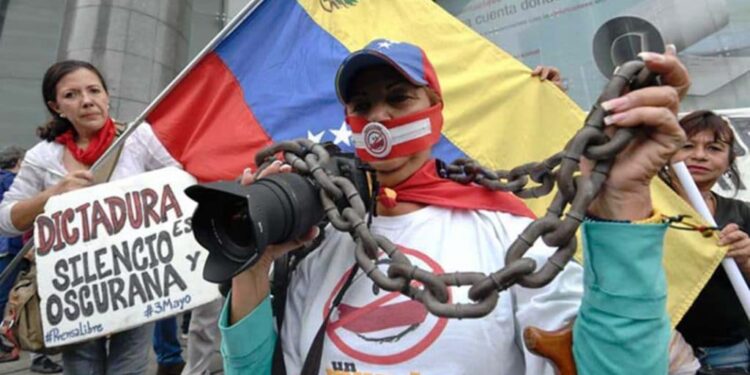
[0,60,178,374]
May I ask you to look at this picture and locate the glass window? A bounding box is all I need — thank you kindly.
[188,0,225,60]
[0,0,65,149]
[437,0,750,112]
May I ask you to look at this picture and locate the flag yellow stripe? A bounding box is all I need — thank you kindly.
[653,179,726,326]
[299,0,584,213]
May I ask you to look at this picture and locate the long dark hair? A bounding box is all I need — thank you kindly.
[660,110,742,192]
[37,60,109,141]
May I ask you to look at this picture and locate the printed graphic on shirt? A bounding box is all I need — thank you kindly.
[324,246,450,366]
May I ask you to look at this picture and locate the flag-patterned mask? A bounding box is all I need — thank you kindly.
[346,103,443,162]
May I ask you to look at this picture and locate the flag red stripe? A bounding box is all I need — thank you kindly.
[148,53,272,181]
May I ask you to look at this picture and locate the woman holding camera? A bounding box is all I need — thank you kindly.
[220,39,690,374]
[0,60,179,374]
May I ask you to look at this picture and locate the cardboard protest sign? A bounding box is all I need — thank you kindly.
[34,167,220,347]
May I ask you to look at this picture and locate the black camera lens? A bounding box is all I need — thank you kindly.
[186,172,324,282]
[186,146,373,284]
[219,202,253,258]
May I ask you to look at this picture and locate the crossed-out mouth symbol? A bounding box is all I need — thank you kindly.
[332,259,428,343]
[325,247,450,365]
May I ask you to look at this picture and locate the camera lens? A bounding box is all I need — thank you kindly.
[219,202,253,258]
[186,148,372,283]
[186,173,325,282]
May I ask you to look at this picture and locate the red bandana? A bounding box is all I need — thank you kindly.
[55,117,116,166]
[378,159,536,218]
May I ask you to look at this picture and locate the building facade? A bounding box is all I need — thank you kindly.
[0,0,247,148]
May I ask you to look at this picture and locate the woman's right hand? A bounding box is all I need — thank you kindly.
[229,160,320,324]
[586,47,689,221]
[50,170,94,196]
[238,161,320,265]
[9,170,95,232]
[719,223,750,277]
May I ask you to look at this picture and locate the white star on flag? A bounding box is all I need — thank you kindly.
[378,40,397,49]
[307,130,325,143]
[329,122,352,146]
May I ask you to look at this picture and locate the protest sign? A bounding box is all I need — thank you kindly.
[34,167,220,347]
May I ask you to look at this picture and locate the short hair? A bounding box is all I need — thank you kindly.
[0,146,25,170]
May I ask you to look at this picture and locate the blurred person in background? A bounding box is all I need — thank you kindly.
[663,110,750,372]
[0,146,62,373]
[153,317,186,375]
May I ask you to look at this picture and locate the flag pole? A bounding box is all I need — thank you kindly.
[0,0,266,287]
[672,161,750,319]
[92,0,267,171]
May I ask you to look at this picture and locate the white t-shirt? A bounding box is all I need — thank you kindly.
[0,123,179,236]
[281,205,583,375]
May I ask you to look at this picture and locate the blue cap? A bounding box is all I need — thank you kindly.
[335,39,441,104]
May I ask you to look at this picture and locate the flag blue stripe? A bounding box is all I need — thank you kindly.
[215,0,466,161]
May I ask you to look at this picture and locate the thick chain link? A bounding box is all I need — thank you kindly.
[255,60,658,319]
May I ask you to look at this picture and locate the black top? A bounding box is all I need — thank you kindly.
[677,193,750,348]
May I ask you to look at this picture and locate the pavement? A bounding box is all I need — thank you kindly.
[0,352,72,375]
[0,326,223,375]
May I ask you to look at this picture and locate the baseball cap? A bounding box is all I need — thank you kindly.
[336,39,441,104]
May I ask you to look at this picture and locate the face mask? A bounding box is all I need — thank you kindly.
[346,103,443,162]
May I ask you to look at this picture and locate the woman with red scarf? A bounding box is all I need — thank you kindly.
[0,60,180,374]
[219,39,691,375]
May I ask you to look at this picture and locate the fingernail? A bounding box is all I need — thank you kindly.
[638,52,666,63]
[600,96,630,112]
[666,44,677,55]
[243,167,253,176]
[603,112,627,126]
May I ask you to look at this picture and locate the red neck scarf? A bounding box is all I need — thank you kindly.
[378,159,536,218]
[55,117,116,166]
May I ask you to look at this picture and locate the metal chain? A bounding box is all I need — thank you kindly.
[255,60,659,319]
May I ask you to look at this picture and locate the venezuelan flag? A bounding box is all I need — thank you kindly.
[147,0,722,326]
[147,0,580,188]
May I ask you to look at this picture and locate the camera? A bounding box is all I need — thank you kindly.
[185,144,373,283]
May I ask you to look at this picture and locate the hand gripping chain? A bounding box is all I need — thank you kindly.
[255,60,659,319]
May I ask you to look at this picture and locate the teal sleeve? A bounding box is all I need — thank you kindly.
[573,221,670,375]
[219,295,276,375]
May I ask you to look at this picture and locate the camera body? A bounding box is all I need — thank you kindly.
[185,147,372,283]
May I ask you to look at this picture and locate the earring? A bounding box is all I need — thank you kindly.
[59,113,66,118]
